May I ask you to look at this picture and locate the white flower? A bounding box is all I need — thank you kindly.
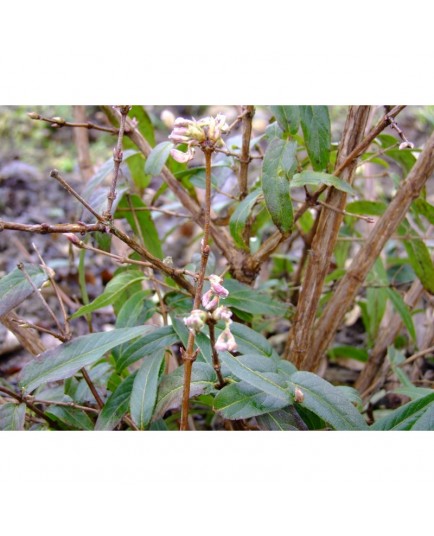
[184,309,208,334]
[215,326,237,353]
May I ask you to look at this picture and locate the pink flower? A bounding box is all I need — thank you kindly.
[208,274,229,298]
[170,147,196,163]
[202,289,220,311]
[212,306,232,323]
[183,309,207,334]
[215,327,237,353]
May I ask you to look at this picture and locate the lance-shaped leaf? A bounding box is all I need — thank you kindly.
[291,171,357,196]
[95,373,136,431]
[290,371,368,430]
[229,322,281,360]
[0,263,48,317]
[219,353,291,403]
[261,139,297,234]
[71,270,146,319]
[270,105,300,135]
[214,381,289,420]
[385,287,417,343]
[256,406,307,431]
[300,105,331,171]
[20,326,152,394]
[402,237,434,294]
[0,402,26,431]
[114,325,178,372]
[153,363,217,420]
[223,279,287,317]
[45,406,95,431]
[130,351,165,429]
[229,190,261,251]
[145,141,174,176]
[371,392,434,430]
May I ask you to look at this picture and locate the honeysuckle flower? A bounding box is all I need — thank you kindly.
[168,114,229,163]
[208,274,229,298]
[215,326,238,353]
[202,289,220,311]
[184,309,208,334]
[212,305,232,323]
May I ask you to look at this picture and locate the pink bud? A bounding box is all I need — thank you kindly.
[294,387,304,403]
[399,141,414,150]
[212,306,232,323]
[215,327,237,353]
[65,233,83,247]
[209,274,229,298]
[170,147,195,163]
[184,309,207,333]
[202,289,219,311]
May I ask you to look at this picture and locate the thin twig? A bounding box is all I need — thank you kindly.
[207,320,227,388]
[50,169,105,222]
[239,105,255,199]
[104,105,131,219]
[180,148,214,431]
[0,385,61,429]
[28,111,119,134]
[0,220,105,234]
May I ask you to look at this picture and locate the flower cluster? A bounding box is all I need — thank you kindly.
[168,114,229,163]
[183,274,237,353]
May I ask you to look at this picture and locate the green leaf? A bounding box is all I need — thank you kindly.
[95,373,136,431]
[327,345,369,362]
[346,200,387,217]
[114,325,178,372]
[385,288,417,343]
[153,362,217,420]
[20,326,152,393]
[130,351,165,429]
[270,106,300,135]
[229,322,280,360]
[115,290,156,328]
[213,381,289,420]
[371,392,434,430]
[0,402,26,430]
[144,141,174,176]
[116,194,163,259]
[256,406,307,430]
[290,371,368,430]
[0,263,49,317]
[291,171,356,196]
[261,139,296,234]
[402,237,434,294]
[229,190,261,251]
[71,270,146,319]
[219,353,291,403]
[300,105,331,171]
[412,198,434,225]
[45,406,94,430]
[123,106,155,189]
[223,279,288,317]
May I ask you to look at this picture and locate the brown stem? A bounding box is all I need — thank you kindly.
[0,220,105,234]
[307,128,434,372]
[239,105,255,199]
[207,320,226,388]
[249,105,406,272]
[0,311,46,356]
[73,106,94,181]
[28,111,119,134]
[286,106,372,369]
[0,385,61,429]
[180,149,214,431]
[80,367,104,408]
[104,105,131,219]
[50,169,105,222]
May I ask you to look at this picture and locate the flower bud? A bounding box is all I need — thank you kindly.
[184,309,208,333]
[399,141,414,150]
[65,233,83,247]
[209,274,229,298]
[212,306,232,323]
[27,112,40,120]
[52,116,66,125]
[170,147,196,163]
[294,387,304,403]
[215,327,237,352]
[202,289,220,311]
